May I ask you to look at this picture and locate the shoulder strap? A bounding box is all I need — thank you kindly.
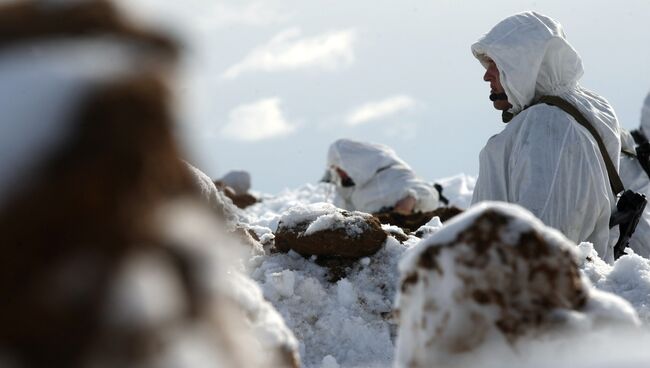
[537,95,624,197]
[631,128,649,145]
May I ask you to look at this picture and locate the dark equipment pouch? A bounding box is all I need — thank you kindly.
[631,128,648,145]
[537,96,647,259]
[609,190,647,259]
[635,142,650,179]
[628,128,650,179]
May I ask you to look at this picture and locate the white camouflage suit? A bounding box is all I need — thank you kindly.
[471,12,622,263]
[327,138,439,214]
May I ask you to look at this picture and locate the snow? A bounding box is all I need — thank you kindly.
[321,355,340,368]
[270,270,297,298]
[274,202,338,230]
[241,178,473,366]
[434,173,477,209]
[576,243,650,323]
[250,236,407,367]
[234,175,650,367]
[246,183,336,231]
[270,201,375,240]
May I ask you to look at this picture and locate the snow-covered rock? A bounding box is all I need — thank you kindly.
[275,203,387,259]
[394,202,640,368]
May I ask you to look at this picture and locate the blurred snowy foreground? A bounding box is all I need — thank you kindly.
[227,174,650,368]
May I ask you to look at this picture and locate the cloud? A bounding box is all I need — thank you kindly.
[222,27,356,79]
[221,98,296,141]
[346,95,416,126]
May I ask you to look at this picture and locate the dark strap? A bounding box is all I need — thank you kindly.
[433,183,450,205]
[635,142,650,179]
[631,128,649,145]
[502,110,514,123]
[537,95,624,197]
[375,165,393,174]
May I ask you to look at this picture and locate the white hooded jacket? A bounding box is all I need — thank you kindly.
[327,139,439,214]
[471,12,621,262]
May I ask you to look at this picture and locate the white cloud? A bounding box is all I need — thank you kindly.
[221,98,296,141]
[222,27,356,79]
[346,95,416,126]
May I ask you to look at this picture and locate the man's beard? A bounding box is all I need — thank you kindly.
[490,92,508,101]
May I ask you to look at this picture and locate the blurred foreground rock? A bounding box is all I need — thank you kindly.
[0,1,298,367]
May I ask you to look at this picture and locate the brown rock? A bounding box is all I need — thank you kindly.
[214,180,258,209]
[229,193,258,209]
[275,209,387,259]
[384,226,410,243]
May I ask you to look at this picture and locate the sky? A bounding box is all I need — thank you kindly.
[117,0,650,194]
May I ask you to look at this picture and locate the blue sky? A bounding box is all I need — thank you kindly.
[119,0,650,193]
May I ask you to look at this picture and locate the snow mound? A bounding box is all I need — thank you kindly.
[250,237,408,368]
[394,202,640,368]
[246,183,337,232]
[434,173,477,209]
[577,243,650,323]
[240,176,650,367]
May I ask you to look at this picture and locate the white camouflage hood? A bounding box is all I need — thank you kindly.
[471,11,620,170]
[472,11,583,115]
[327,139,408,187]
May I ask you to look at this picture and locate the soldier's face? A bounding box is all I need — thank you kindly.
[483,58,512,111]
